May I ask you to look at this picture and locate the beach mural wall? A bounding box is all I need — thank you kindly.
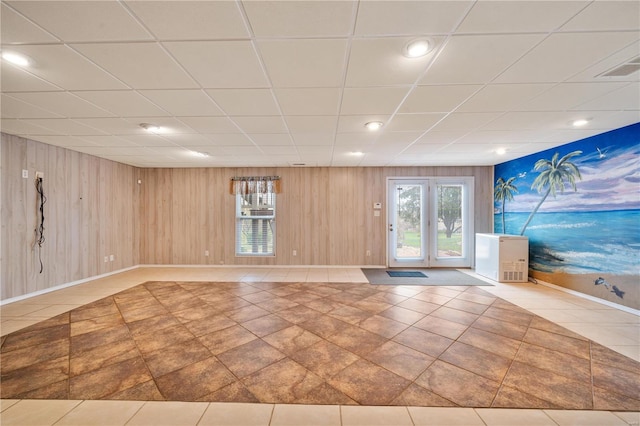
[494,122,640,310]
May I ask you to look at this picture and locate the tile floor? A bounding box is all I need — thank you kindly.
[1,266,639,426]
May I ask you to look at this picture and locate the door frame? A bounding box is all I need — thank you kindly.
[386,176,475,268]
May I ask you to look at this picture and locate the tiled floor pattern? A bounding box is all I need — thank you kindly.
[2,278,639,413]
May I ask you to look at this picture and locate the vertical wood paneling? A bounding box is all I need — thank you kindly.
[137,165,494,267]
[1,134,139,300]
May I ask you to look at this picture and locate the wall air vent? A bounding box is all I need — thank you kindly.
[598,56,640,77]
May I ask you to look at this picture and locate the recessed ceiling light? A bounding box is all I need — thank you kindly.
[572,119,590,127]
[2,51,31,67]
[350,151,364,156]
[191,151,209,158]
[365,121,383,131]
[140,123,162,133]
[496,148,507,155]
[403,39,431,58]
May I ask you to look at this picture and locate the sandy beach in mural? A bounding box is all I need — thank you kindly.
[531,271,639,311]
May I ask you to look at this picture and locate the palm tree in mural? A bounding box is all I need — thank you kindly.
[519,150,582,235]
[494,177,518,234]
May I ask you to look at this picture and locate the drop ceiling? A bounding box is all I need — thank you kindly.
[1,0,638,168]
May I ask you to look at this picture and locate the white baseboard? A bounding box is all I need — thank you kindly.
[534,278,639,316]
[138,264,387,269]
[0,265,140,306]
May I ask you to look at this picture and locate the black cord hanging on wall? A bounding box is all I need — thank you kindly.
[34,176,46,273]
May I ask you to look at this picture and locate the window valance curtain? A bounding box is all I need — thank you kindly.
[230,176,281,195]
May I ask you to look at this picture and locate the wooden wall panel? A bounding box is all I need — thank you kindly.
[1,134,139,300]
[138,165,494,266]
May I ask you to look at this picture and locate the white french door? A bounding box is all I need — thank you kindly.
[387,177,474,268]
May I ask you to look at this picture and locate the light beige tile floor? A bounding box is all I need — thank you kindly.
[1,266,639,426]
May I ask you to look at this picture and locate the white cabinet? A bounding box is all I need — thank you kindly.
[475,233,529,282]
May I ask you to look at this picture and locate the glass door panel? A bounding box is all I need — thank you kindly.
[388,180,428,268]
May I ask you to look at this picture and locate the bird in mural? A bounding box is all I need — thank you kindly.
[518,172,527,178]
[596,147,607,159]
[611,286,625,299]
[594,277,611,289]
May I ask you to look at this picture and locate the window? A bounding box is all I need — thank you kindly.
[236,192,276,256]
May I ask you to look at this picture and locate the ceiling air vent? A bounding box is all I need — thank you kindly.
[598,56,640,77]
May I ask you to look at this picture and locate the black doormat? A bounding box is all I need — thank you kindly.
[387,271,427,278]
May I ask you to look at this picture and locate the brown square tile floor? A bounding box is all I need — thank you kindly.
[1,280,639,411]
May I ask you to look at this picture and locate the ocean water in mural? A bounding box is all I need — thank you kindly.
[495,210,640,275]
[494,123,640,307]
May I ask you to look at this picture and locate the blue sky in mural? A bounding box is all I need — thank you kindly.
[495,123,640,213]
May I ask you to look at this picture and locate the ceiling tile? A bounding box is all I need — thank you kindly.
[496,32,640,84]
[21,118,108,136]
[125,1,249,40]
[399,85,482,113]
[340,87,409,115]
[1,94,62,118]
[5,45,128,90]
[178,117,240,133]
[232,116,287,133]
[420,34,544,84]
[72,118,145,136]
[139,90,224,117]
[431,112,502,132]
[205,134,255,146]
[242,1,356,37]
[291,134,334,146]
[120,117,197,135]
[346,37,439,87]
[76,135,145,147]
[336,114,391,133]
[1,118,61,135]
[72,43,198,89]
[481,111,578,131]
[414,130,472,145]
[285,116,338,134]
[334,133,380,146]
[258,39,348,88]
[384,113,445,132]
[274,88,341,115]
[0,62,62,92]
[561,1,640,31]
[355,1,473,35]
[7,1,152,42]
[206,89,280,116]
[8,92,115,118]
[519,82,631,112]
[164,41,269,88]
[572,83,640,111]
[73,91,170,117]
[458,1,588,33]
[1,3,59,43]
[30,135,99,147]
[570,41,640,83]
[247,134,293,146]
[457,84,553,113]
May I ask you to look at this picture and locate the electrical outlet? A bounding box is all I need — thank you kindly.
[109,254,115,262]
[35,171,44,179]
[22,169,28,178]
[366,250,371,257]
[292,250,297,256]
[104,256,108,263]
[205,250,209,257]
